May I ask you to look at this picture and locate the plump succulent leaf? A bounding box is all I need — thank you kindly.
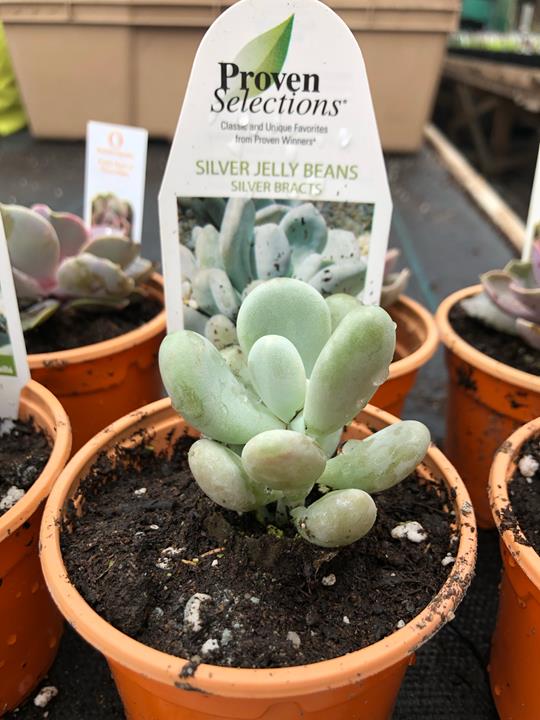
[236,277,332,376]
[188,439,267,512]
[220,344,254,390]
[204,314,238,350]
[319,421,430,492]
[194,225,223,270]
[304,305,396,435]
[482,270,540,323]
[248,335,306,422]
[19,299,60,331]
[255,203,289,225]
[11,267,43,300]
[56,253,135,299]
[183,305,210,335]
[291,489,377,548]
[325,293,361,332]
[32,204,89,259]
[192,268,239,320]
[280,203,327,267]
[309,259,366,296]
[84,232,139,270]
[321,229,361,264]
[241,429,326,495]
[159,331,284,444]
[124,256,153,284]
[220,198,255,292]
[252,224,291,280]
[179,244,198,281]
[2,204,60,284]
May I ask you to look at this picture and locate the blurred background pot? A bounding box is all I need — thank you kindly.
[0,380,71,715]
[489,416,540,720]
[28,273,166,453]
[436,285,540,528]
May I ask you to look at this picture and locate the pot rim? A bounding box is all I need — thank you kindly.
[27,273,166,368]
[436,284,540,393]
[40,399,477,699]
[489,416,540,590]
[388,294,439,381]
[0,380,71,543]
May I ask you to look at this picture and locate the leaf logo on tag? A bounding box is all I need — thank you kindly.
[229,15,295,98]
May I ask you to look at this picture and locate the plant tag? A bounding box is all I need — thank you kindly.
[524,144,540,261]
[84,121,149,243]
[159,0,392,332]
[0,211,30,418]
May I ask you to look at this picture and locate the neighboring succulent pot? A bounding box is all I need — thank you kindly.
[436,285,540,528]
[0,380,71,714]
[1,203,166,452]
[372,294,438,417]
[40,399,476,720]
[489,417,540,720]
[1,203,153,332]
[28,273,166,453]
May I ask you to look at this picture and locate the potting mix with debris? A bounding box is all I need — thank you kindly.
[1,0,540,718]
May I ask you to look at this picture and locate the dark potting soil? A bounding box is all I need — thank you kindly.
[0,419,50,518]
[505,435,540,554]
[449,303,540,376]
[62,434,458,670]
[23,294,162,354]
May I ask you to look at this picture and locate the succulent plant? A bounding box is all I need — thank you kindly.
[1,203,153,331]
[179,197,409,350]
[160,277,430,548]
[462,241,540,350]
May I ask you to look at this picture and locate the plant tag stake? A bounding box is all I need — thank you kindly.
[0,211,30,418]
[84,121,149,244]
[524,145,540,262]
[159,0,392,332]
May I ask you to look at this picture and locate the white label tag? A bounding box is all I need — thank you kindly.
[0,212,30,418]
[159,0,392,333]
[524,145,540,261]
[84,121,149,243]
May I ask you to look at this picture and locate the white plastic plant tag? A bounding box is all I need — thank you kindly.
[0,212,30,418]
[524,145,540,261]
[159,0,392,333]
[84,121,149,243]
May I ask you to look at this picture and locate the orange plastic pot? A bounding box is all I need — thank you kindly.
[28,274,166,453]
[41,399,476,720]
[371,295,438,417]
[436,285,540,529]
[489,417,540,720]
[0,380,71,715]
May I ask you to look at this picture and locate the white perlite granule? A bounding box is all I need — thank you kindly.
[441,554,455,567]
[201,638,219,655]
[287,631,301,649]
[391,521,428,543]
[33,686,58,708]
[184,593,213,632]
[321,574,336,586]
[0,486,24,511]
[0,419,15,437]
[519,455,539,479]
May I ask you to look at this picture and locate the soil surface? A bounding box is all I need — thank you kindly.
[62,434,457,670]
[0,418,50,517]
[449,304,540,376]
[506,435,540,554]
[24,294,162,354]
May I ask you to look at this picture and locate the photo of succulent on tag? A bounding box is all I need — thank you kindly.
[177,197,409,350]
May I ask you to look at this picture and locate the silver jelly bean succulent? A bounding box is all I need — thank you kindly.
[159,277,430,548]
